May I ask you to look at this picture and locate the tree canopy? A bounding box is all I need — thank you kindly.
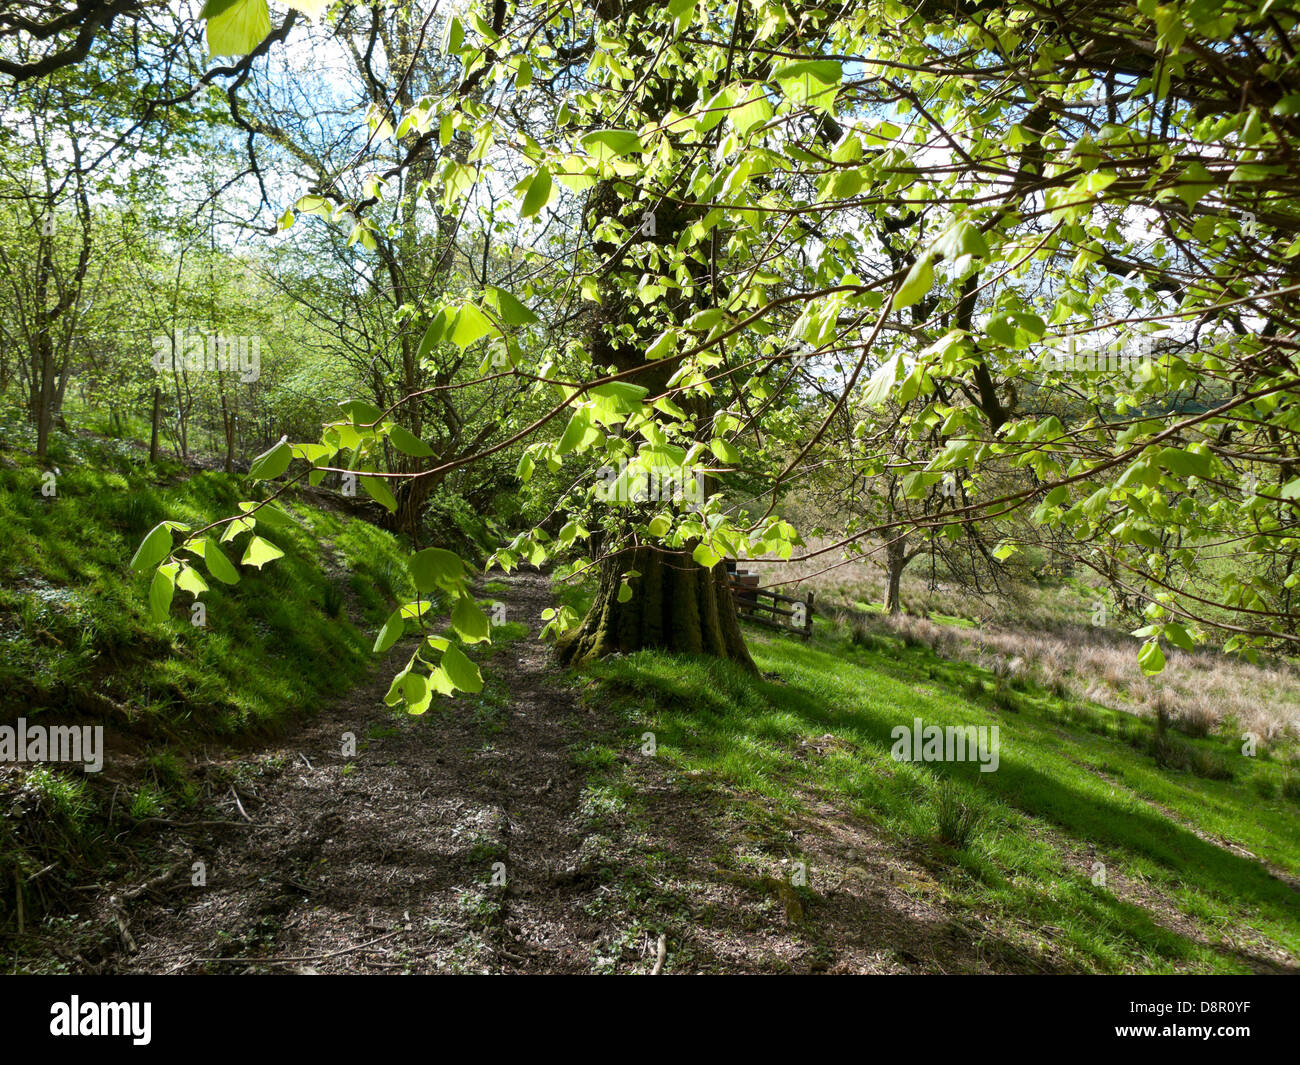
[6,0,1300,705]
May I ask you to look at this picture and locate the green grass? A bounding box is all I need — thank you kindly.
[579,617,1300,973]
[0,426,418,930]
[0,429,412,738]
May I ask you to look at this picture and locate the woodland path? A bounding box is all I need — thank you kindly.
[71,571,1061,974]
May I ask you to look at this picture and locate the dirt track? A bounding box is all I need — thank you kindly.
[88,571,607,973]
[63,571,1070,975]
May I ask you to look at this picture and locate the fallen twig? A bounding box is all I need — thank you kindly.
[190,930,402,967]
[228,786,253,823]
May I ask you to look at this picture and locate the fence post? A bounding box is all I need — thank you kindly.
[802,591,814,640]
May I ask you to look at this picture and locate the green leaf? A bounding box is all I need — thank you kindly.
[176,565,209,598]
[242,501,294,531]
[451,596,490,644]
[1156,447,1212,480]
[417,310,450,359]
[579,129,643,161]
[339,399,384,425]
[410,548,464,594]
[198,538,240,585]
[248,438,292,481]
[692,542,723,569]
[519,167,555,218]
[149,565,176,622]
[131,523,173,573]
[405,672,436,714]
[710,439,741,464]
[387,425,433,457]
[450,304,495,350]
[360,475,398,512]
[286,0,331,18]
[773,60,842,112]
[442,13,464,53]
[555,408,593,455]
[589,381,649,410]
[241,536,284,569]
[205,0,270,56]
[488,286,538,326]
[440,642,483,693]
[892,256,934,310]
[863,355,901,408]
[732,84,774,134]
[647,330,678,360]
[1137,639,1166,676]
[374,608,405,653]
[1162,622,1195,653]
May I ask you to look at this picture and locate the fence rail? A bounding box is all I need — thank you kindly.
[727,570,815,640]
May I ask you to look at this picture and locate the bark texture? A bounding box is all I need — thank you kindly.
[557,546,755,671]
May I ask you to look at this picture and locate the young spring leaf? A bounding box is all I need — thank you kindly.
[892,256,935,310]
[176,565,209,599]
[360,475,398,512]
[451,596,491,644]
[387,425,434,457]
[149,564,177,622]
[440,642,483,693]
[241,536,284,569]
[487,286,538,326]
[410,548,464,594]
[1137,639,1167,676]
[248,438,292,481]
[374,608,405,653]
[339,399,385,425]
[204,0,270,56]
[519,167,555,218]
[198,538,241,585]
[131,523,173,573]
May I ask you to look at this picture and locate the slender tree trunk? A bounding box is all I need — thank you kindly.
[221,394,235,473]
[886,537,908,615]
[35,338,54,459]
[149,386,161,463]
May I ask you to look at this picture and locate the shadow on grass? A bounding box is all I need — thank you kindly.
[588,635,1300,973]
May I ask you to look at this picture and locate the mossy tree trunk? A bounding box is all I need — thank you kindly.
[557,545,754,670]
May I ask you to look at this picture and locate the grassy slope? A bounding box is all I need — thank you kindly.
[576,608,1300,973]
[0,428,414,924]
[0,430,412,736]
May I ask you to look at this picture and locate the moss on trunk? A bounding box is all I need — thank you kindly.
[557,546,754,670]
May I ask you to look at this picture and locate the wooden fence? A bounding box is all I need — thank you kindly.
[726,568,815,640]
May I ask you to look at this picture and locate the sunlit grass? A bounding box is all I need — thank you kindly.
[0,429,412,738]
[583,618,1300,973]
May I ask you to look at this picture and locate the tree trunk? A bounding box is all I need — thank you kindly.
[149,387,161,463]
[557,545,754,670]
[389,473,436,537]
[555,5,755,668]
[885,537,908,615]
[220,394,235,473]
[34,337,55,459]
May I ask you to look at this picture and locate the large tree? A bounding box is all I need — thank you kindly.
[32,0,1297,704]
